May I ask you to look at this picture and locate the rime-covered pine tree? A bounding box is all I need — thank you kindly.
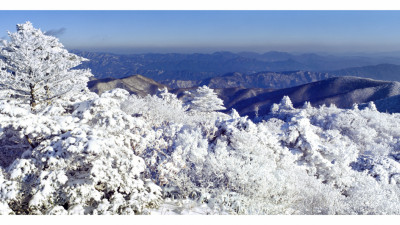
[0,22,92,111]
[184,85,226,112]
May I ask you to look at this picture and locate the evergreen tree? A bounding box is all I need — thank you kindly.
[0,22,92,111]
[184,85,226,113]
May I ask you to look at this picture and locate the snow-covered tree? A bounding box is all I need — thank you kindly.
[3,22,400,215]
[183,85,226,113]
[270,95,294,113]
[0,22,92,112]
[0,89,162,215]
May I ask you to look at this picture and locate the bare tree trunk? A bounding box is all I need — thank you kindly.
[44,85,51,106]
[29,83,36,111]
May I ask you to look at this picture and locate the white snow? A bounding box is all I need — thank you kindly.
[1,22,400,215]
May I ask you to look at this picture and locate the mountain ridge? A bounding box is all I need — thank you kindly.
[230,76,400,117]
[72,50,400,81]
[87,74,400,118]
[87,74,167,96]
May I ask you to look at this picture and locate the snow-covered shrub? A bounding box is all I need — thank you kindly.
[146,110,347,214]
[138,94,400,215]
[121,88,190,127]
[1,84,400,214]
[264,97,400,214]
[0,89,162,215]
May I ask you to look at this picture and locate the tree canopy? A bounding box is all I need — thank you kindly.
[0,21,92,112]
[183,85,226,113]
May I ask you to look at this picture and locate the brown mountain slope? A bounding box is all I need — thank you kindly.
[88,75,167,96]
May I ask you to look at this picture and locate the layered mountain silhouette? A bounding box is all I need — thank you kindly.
[88,74,400,118]
[161,63,400,89]
[162,71,333,89]
[73,50,400,81]
[331,64,400,81]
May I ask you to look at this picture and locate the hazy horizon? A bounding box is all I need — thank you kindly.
[2,10,400,55]
[69,46,400,58]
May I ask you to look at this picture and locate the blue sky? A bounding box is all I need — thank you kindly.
[1,10,400,54]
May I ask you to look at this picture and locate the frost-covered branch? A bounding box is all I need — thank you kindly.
[0,22,92,112]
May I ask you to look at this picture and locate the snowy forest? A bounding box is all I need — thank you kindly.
[1,22,400,215]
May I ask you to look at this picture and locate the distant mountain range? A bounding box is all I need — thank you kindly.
[88,74,400,118]
[161,71,333,89]
[161,64,400,89]
[73,50,400,81]
[331,64,400,82]
[79,50,400,117]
